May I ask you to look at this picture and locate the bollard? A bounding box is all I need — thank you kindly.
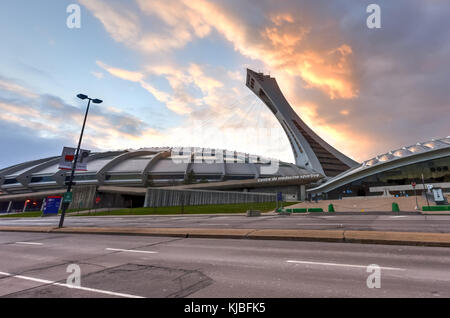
[392,202,400,212]
[328,204,335,212]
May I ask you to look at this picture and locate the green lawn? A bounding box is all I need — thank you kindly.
[0,211,44,218]
[0,202,298,218]
[75,201,298,216]
[0,208,86,218]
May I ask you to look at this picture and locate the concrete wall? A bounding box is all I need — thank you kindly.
[68,185,97,210]
[248,185,305,201]
[144,188,276,208]
[290,194,450,212]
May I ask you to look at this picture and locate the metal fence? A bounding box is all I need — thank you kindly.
[144,188,276,208]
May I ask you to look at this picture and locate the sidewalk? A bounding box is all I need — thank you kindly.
[1,226,449,247]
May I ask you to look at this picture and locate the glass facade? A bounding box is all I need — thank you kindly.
[327,156,450,199]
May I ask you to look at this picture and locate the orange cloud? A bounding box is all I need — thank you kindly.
[82,0,365,161]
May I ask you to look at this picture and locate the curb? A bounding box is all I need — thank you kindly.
[0,226,449,247]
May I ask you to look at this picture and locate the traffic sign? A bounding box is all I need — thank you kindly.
[277,192,283,201]
[63,192,73,203]
[43,196,62,215]
[411,182,416,188]
[58,147,90,171]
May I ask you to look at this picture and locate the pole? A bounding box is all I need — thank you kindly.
[413,184,418,210]
[58,98,92,228]
[421,173,430,208]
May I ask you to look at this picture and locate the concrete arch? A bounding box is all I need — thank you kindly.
[15,158,62,187]
[142,150,171,186]
[51,151,128,186]
[96,150,161,185]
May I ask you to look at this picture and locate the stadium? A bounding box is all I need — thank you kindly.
[0,69,448,212]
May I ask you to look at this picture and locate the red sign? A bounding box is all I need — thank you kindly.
[95,197,101,204]
[65,155,75,162]
[412,182,416,187]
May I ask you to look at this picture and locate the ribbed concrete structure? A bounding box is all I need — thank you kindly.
[308,136,450,195]
[0,147,311,195]
[246,69,359,177]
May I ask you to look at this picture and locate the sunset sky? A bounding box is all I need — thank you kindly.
[0,0,449,168]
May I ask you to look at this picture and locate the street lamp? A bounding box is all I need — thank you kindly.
[58,94,103,228]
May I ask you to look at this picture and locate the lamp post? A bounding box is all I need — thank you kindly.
[58,94,102,228]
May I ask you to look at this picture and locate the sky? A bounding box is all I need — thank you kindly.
[0,0,449,169]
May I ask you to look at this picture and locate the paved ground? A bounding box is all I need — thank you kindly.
[0,231,449,298]
[1,214,450,233]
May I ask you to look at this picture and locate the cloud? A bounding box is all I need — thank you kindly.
[0,77,39,99]
[0,77,164,157]
[96,61,144,82]
[83,0,357,100]
[79,0,141,45]
[6,0,447,167]
[97,60,230,116]
[91,71,104,79]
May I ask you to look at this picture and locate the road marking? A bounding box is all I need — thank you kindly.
[390,216,408,219]
[15,242,43,246]
[286,260,404,271]
[295,223,419,227]
[202,224,230,226]
[0,271,143,298]
[105,248,158,254]
[296,223,343,226]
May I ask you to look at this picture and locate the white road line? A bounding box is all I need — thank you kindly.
[295,223,417,227]
[296,223,342,226]
[202,224,230,226]
[0,219,54,222]
[286,260,405,271]
[105,248,158,254]
[0,271,143,298]
[14,242,43,246]
[390,216,409,218]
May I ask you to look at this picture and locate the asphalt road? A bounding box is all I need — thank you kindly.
[0,231,449,298]
[1,214,450,233]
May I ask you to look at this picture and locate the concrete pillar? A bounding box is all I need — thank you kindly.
[298,185,306,201]
[6,201,12,213]
[144,188,151,207]
[40,198,46,212]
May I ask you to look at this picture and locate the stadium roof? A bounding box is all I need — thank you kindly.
[0,147,317,194]
[308,136,450,194]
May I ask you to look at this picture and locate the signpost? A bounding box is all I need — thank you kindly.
[58,147,90,171]
[421,173,430,208]
[412,182,418,210]
[63,192,73,204]
[58,94,102,228]
[276,192,283,209]
[432,188,445,205]
[43,196,62,216]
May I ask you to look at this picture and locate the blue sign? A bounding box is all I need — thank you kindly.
[43,196,62,215]
[277,192,283,201]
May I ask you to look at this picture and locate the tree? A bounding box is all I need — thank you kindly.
[184,170,196,185]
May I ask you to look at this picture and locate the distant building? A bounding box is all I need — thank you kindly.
[308,137,450,199]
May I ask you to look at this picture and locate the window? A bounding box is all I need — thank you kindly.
[3,178,18,185]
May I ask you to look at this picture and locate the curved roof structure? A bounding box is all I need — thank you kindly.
[0,147,314,194]
[308,136,450,194]
[246,69,359,177]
